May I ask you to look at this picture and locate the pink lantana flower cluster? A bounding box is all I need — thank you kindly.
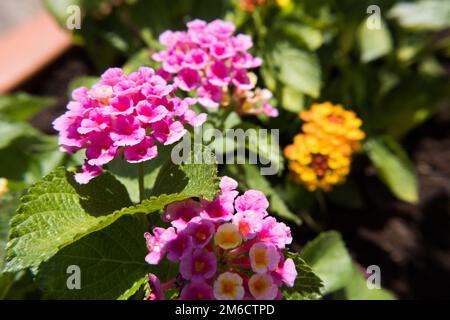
[153,19,278,118]
[144,177,297,300]
[53,67,206,184]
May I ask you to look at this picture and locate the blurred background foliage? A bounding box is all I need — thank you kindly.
[0,0,449,299]
[36,0,450,206]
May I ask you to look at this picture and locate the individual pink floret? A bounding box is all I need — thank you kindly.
[146,274,165,300]
[184,218,215,248]
[234,190,269,215]
[248,273,278,300]
[249,242,280,273]
[163,199,203,231]
[144,227,177,265]
[258,217,293,249]
[179,282,214,300]
[219,176,238,192]
[180,249,217,282]
[166,232,193,262]
[273,258,297,288]
[232,210,265,240]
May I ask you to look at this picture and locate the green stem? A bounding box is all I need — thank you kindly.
[315,190,327,214]
[298,210,324,233]
[138,162,145,203]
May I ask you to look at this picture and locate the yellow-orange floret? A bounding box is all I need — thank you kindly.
[300,102,365,151]
[284,134,352,192]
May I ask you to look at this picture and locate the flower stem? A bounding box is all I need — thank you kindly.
[315,190,327,214]
[138,162,145,203]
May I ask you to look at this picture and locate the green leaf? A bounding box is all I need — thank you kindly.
[151,145,219,201]
[373,79,448,138]
[0,93,55,121]
[0,135,64,191]
[0,117,38,150]
[0,272,15,299]
[282,23,324,51]
[389,0,450,31]
[0,191,21,268]
[0,270,39,299]
[335,264,396,300]
[281,86,304,113]
[358,18,392,62]
[37,216,152,299]
[5,152,219,273]
[301,231,353,295]
[235,122,284,175]
[272,43,321,98]
[117,275,147,300]
[365,137,418,203]
[4,168,132,274]
[282,251,323,300]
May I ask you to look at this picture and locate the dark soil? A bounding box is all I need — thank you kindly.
[18,47,450,300]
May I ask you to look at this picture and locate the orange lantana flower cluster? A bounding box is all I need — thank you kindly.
[284,102,365,191]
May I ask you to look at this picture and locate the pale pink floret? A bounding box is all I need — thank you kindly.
[180,282,214,300]
[249,242,280,273]
[180,249,217,282]
[234,190,269,215]
[78,109,109,135]
[232,210,265,240]
[273,258,297,287]
[258,217,293,249]
[144,227,176,265]
[213,272,245,300]
[248,273,278,300]
[181,109,207,127]
[219,176,238,192]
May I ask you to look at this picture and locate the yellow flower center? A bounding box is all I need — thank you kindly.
[195,230,207,241]
[248,274,272,298]
[253,249,268,270]
[214,223,242,250]
[214,273,244,299]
